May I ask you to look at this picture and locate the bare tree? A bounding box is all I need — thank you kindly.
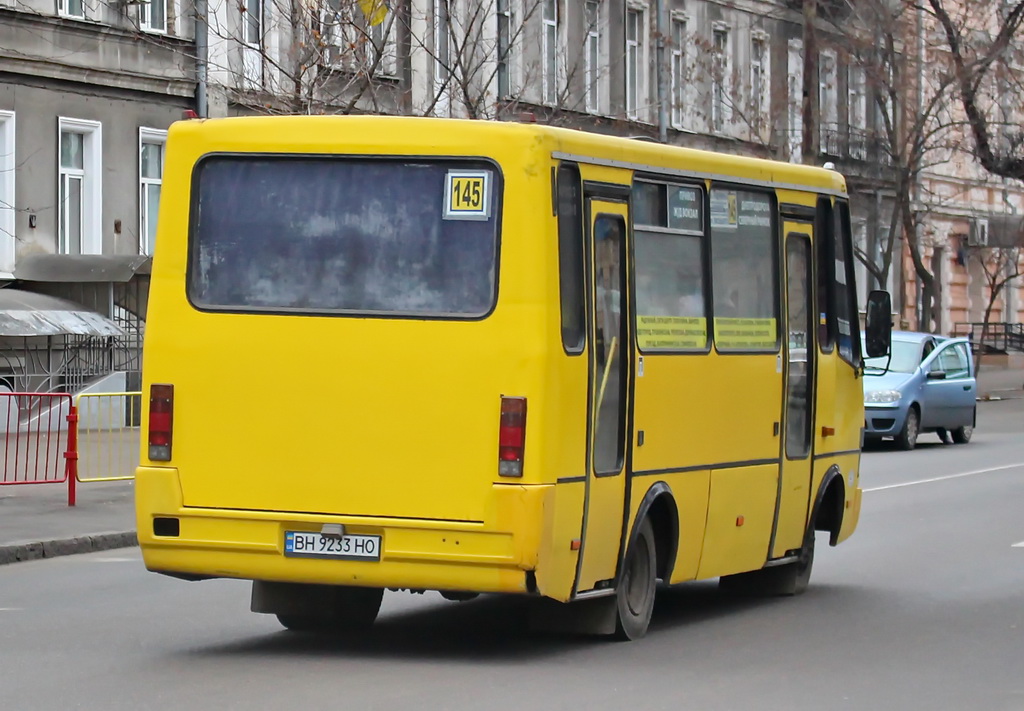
[967,237,1024,371]
[821,0,988,332]
[927,0,1024,181]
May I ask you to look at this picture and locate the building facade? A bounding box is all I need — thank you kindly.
[0,0,1020,371]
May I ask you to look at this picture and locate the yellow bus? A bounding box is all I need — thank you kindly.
[136,116,891,640]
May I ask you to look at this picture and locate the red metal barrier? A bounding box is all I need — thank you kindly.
[0,392,76,506]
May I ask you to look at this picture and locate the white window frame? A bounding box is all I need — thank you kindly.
[243,0,261,47]
[57,117,102,256]
[432,0,451,115]
[750,31,769,135]
[139,128,167,257]
[496,0,518,99]
[848,64,867,159]
[0,111,14,277]
[625,4,645,120]
[365,13,397,78]
[819,49,838,153]
[542,0,559,105]
[670,13,687,129]
[57,0,85,19]
[787,39,803,163]
[140,0,167,33]
[711,23,731,134]
[584,0,601,113]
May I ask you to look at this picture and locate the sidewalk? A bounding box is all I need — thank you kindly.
[1,362,1021,566]
[0,479,136,564]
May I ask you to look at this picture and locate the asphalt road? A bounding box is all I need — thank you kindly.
[1,401,1022,711]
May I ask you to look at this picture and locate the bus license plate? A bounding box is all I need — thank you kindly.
[284,531,381,561]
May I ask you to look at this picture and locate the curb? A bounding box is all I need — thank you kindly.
[0,531,138,566]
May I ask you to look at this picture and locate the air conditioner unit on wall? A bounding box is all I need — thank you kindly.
[969,218,989,247]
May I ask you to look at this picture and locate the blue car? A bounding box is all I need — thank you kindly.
[863,331,977,450]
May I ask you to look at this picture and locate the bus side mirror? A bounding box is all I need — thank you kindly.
[864,290,892,358]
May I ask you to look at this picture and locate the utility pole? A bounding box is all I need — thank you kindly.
[801,0,819,163]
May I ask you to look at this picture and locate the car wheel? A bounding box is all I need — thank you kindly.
[614,518,657,641]
[952,423,973,444]
[896,407,919,451]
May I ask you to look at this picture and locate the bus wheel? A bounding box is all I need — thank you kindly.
[719,532,815,596]
[615,518,657,641]
[277,586,384,634]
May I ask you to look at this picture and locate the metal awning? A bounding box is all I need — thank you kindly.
[0,289,123,337]
[13,254,152,283]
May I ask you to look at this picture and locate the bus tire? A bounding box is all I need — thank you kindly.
[719,532,815,596]
[614,518,657,641]
[276,586,384,634]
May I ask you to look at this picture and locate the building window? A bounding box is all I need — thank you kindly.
[497,0,515,99]
[819,50,838,154]
[58,118,101,256]
[712,26,730,133]
[848,64,867,159]
[323,0,396,77]
[366,11,397,76]
[625,7,642,118]
[57,0,84,19]
[139,129,166,257]
[140,0,167,33]
[243,0,261,46]
[670,16,686,128]
[433,0,451,113]
[542,0,558,104]
[0,111,14,276]
[787,39,803,162]
[750,34,768,133]
[584,0,601,113]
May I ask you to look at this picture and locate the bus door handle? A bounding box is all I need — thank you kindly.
[773,422,780,437]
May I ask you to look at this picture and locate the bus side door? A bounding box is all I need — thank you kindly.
[575,199,632,593]
[773,227,816,556]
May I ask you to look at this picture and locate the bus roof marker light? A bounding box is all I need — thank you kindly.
[498,396,527,478]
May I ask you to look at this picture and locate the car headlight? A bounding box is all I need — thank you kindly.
[865,389,902,404]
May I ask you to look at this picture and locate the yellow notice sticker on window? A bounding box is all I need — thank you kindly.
[444,170,491,220]
[637,315,708,350]
[713,317,778,350]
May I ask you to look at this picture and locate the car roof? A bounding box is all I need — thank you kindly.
[890,330,946,344]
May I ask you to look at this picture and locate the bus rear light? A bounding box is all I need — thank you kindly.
[149,384,174,461]
[498,396,527,477]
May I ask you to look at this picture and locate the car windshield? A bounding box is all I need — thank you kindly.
[863,338,923,374]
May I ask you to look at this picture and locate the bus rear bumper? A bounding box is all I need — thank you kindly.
[135,467,544,595]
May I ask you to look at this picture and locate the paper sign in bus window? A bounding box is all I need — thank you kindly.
[444,170,491,220]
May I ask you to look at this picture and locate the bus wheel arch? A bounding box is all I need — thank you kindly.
[627,482,679,584]
[812,465,846,547]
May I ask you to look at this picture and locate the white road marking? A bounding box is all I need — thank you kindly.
[864,462,1024,492]
[1013,541,1024,548]
[0,608,22,612]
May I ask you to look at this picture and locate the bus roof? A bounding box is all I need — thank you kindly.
[168,115,847,196]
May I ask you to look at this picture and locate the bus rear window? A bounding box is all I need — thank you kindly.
[188,157,500,317]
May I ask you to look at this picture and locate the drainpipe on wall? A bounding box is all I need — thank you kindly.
[195,0,209,118]
[656,0,668,143]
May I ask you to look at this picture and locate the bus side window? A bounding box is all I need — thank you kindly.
[833,200,861,367]
[557,164,586,353]
[816,197,834,353]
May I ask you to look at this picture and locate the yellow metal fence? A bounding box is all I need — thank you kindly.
[74,392,141,482]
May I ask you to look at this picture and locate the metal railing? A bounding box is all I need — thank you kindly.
[953,322,1024,354]
[74,392,142,482]
[0,390,142,506]
[0,392,75,499]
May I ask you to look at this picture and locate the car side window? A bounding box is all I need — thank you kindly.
[931,343,970,379]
